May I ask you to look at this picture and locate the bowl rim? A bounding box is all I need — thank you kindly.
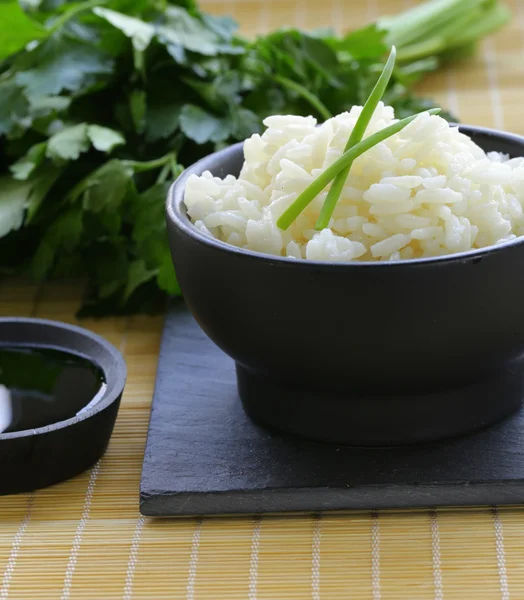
[166,123,524,268]
[0,317,126,441]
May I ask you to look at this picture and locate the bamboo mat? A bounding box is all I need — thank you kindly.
[1,0,524,598]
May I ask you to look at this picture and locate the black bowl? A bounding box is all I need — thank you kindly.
[0,318,126,494]
[166,125,524,446]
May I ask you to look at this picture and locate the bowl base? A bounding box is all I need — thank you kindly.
[237,363,524,446]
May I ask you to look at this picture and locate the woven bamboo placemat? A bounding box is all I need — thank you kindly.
[1,0,524,598]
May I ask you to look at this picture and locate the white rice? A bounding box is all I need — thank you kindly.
[184,103,524,261]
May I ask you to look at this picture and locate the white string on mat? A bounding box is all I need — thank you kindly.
[0,494,34,600]
[248,516,262,600]
[371,510,381,600]
[122,515,147,600]
[311,513,322,600]
[186,518,204,600]
[60,461,100,600]
[62,319,129,600]
[430,509,444,600]
[492,507,510,600]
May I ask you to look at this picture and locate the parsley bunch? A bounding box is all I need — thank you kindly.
[0,0,510,313]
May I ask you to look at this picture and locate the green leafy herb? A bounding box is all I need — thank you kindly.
[92,7,155,52]
[10,142,47,180]
[87,125,126,152]
[0,0,46,61]
[0,0,510,314]
[46,123,91,161]
[15,34,113,98]
[179,104,231,144]
[0,177,32,238]
[0,80,30,137]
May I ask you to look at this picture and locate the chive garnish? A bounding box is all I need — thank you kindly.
[314,46,397,231]
[276,107,441,231]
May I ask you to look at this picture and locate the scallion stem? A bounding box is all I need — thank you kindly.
[380,0,482,50]
[381,0,510,63]
[447,3,511,49]
[276,108,441,231]
[314,46,397,231]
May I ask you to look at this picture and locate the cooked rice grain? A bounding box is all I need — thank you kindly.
[184,104,524,261]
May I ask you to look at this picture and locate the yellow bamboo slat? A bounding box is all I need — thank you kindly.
[1,0,524,597]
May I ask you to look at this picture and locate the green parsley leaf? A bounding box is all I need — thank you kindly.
[25,167,63,223]
[179,104,231,143]
[45,123,124,162]
[0,80,31,137]
[201,14,238,40]
[156,248,182,296]
[131,182,180,296]
[88,239,129,299]
[0,0,46,61]
[124,259,157,301]
[131,183,168,248]
[15,34,113,97]
[230,107,261,140]
[10,142,47,180]
[32,205,83,280]
[87,124,126,152]
[157,6,225,56]
[46,123,89,161]
[0,177,32,238]
[145,103,181,141]
[92,7,155,52]
[80,160,132,214]
[28,95,71,118]
[157,252,180,295]
[0,161,62,227]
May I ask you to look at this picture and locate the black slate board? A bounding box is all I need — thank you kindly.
[140,303,524,516]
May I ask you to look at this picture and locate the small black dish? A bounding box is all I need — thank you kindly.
[166,124,524,447]
[0,318,126,495]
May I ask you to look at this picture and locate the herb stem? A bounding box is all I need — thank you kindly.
[273,74,332,122]
[315,46,397,231]
[48,0,109,34]
[277,108,441,231]
[156,163,171,184]
[124,153,176,172]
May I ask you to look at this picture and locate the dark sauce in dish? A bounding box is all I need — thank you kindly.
[0,347,106,434]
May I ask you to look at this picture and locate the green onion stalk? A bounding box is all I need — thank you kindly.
[380,0,511,62]
[314,46,397,230]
